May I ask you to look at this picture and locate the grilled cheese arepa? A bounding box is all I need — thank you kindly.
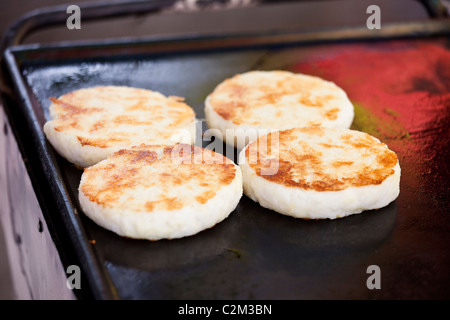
[78,144,243,240]
[205,70,354,149]
[239,127,400,219]
[44,86,196,167]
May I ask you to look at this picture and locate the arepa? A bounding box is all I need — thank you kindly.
[238,127,400,219]
[205,70,354,149]
[78,143,243,240]
[44,86,196,167]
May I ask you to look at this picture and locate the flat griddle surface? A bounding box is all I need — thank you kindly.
[5,32,450,299]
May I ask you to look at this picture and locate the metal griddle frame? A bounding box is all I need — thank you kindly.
[0,0,449,300]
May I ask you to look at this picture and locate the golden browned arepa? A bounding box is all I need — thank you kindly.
[238,127,400,219]
[44,86,196,167]
[78,144,243,240]
[205,70,354,149]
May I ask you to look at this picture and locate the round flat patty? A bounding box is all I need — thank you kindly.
[79,144,243,240]
[44,86,196,167]
[205,70,354,149]
[239,126,400,219]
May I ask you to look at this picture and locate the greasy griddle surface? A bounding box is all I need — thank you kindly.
[19,36,450,299]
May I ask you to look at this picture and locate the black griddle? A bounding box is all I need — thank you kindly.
[1,0,449,300]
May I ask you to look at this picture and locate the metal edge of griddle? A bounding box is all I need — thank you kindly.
[1,48,119,300]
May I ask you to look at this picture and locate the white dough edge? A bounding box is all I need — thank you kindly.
[238,147,401,220]
[78,164,243,240]
[204,96,354,150]
[43,120,197,168]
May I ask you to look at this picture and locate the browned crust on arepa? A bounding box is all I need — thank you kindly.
[245,127,398,192]
[208,71,344,125]
[80,144,237,211]
[49,86,195,148]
